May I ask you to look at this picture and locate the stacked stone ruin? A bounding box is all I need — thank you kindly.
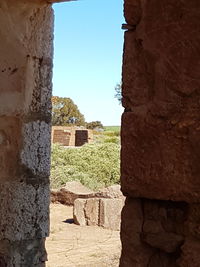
[51,126,93,147]
[0,0,199,266]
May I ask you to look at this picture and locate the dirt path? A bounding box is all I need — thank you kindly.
[46,204,121,267]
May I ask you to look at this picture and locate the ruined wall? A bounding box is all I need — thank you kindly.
[51,126,93,147]
[0,0,53,265]
[120,0,200,266]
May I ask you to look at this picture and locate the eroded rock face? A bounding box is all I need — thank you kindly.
[120,0,200,266]
[121,0,200,203]
[120,198,194,266]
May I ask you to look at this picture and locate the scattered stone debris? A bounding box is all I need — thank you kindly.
[51,182,125,230]
[51,181,95,205]
[51,182,125,205]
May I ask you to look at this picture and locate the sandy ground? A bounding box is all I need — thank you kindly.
[46,204,121,267]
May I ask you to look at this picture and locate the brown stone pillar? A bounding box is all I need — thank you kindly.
[120,0,200,266]
[0,0,53,265]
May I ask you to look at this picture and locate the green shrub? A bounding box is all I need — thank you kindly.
[50,142,120,190]
[103,136,120,144]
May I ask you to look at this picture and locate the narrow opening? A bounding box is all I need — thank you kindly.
[47,1,124,266]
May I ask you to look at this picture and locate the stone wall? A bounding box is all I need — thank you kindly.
[0,0,54,265]
[120,0,200,266]
[51,126,93,146]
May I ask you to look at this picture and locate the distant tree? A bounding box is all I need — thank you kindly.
[86,121,103,130]
[114,82,122,104]
[52,96,85,126]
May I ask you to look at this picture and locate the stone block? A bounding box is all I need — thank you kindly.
[85,198,99,226]
[99,198,124,231]
[120,198,154,266]
[0,117,22,181]
[95,184,124,199]
[0,238,47,267]
[20,121,51,180]
[0,182,49,241]
[121,111,200,202]
[73,198,99,227]
[74,197,124,230]
[73,199,87,226]
[120,198,189,266]
[121,0,200,202]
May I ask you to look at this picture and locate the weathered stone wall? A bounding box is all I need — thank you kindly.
[51,126,93,147]
[120,0,200,266]
[0,0,54,265]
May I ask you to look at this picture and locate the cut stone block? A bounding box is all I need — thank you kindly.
[85,198,99,226]
[73,197,124,231]
[73,199,87,226]
[73,198,99,227]
[0,182,49,241]
[121,111,200,203]
[99,198,124,231]
[121,0,200,203]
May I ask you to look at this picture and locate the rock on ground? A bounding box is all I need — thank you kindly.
[51,181,95,205]
[74,198,124,231]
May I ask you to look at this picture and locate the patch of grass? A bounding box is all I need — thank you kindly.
[104,126,120,132]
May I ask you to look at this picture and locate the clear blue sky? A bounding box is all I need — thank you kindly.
[53,0,125,126]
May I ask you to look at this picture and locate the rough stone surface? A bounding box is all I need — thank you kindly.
[73,198,99,227]
[0,182,49,241]
[0,117,22,181]
[99,198,124,231]
[142,232,184,253]
[121,1,200,264]
[0,1,53,116]
[73,199,87,226]
[178,240,200,267]
[0,238,47,267]
[120,198,200,266]
[74,198,124,230]
[121,0,200,203]
[85,198,99,226]
[51,181,95,205]
[120,198,154,267]
[21,121,51,180]
[96,184,124,199]
[0,0,53,265]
